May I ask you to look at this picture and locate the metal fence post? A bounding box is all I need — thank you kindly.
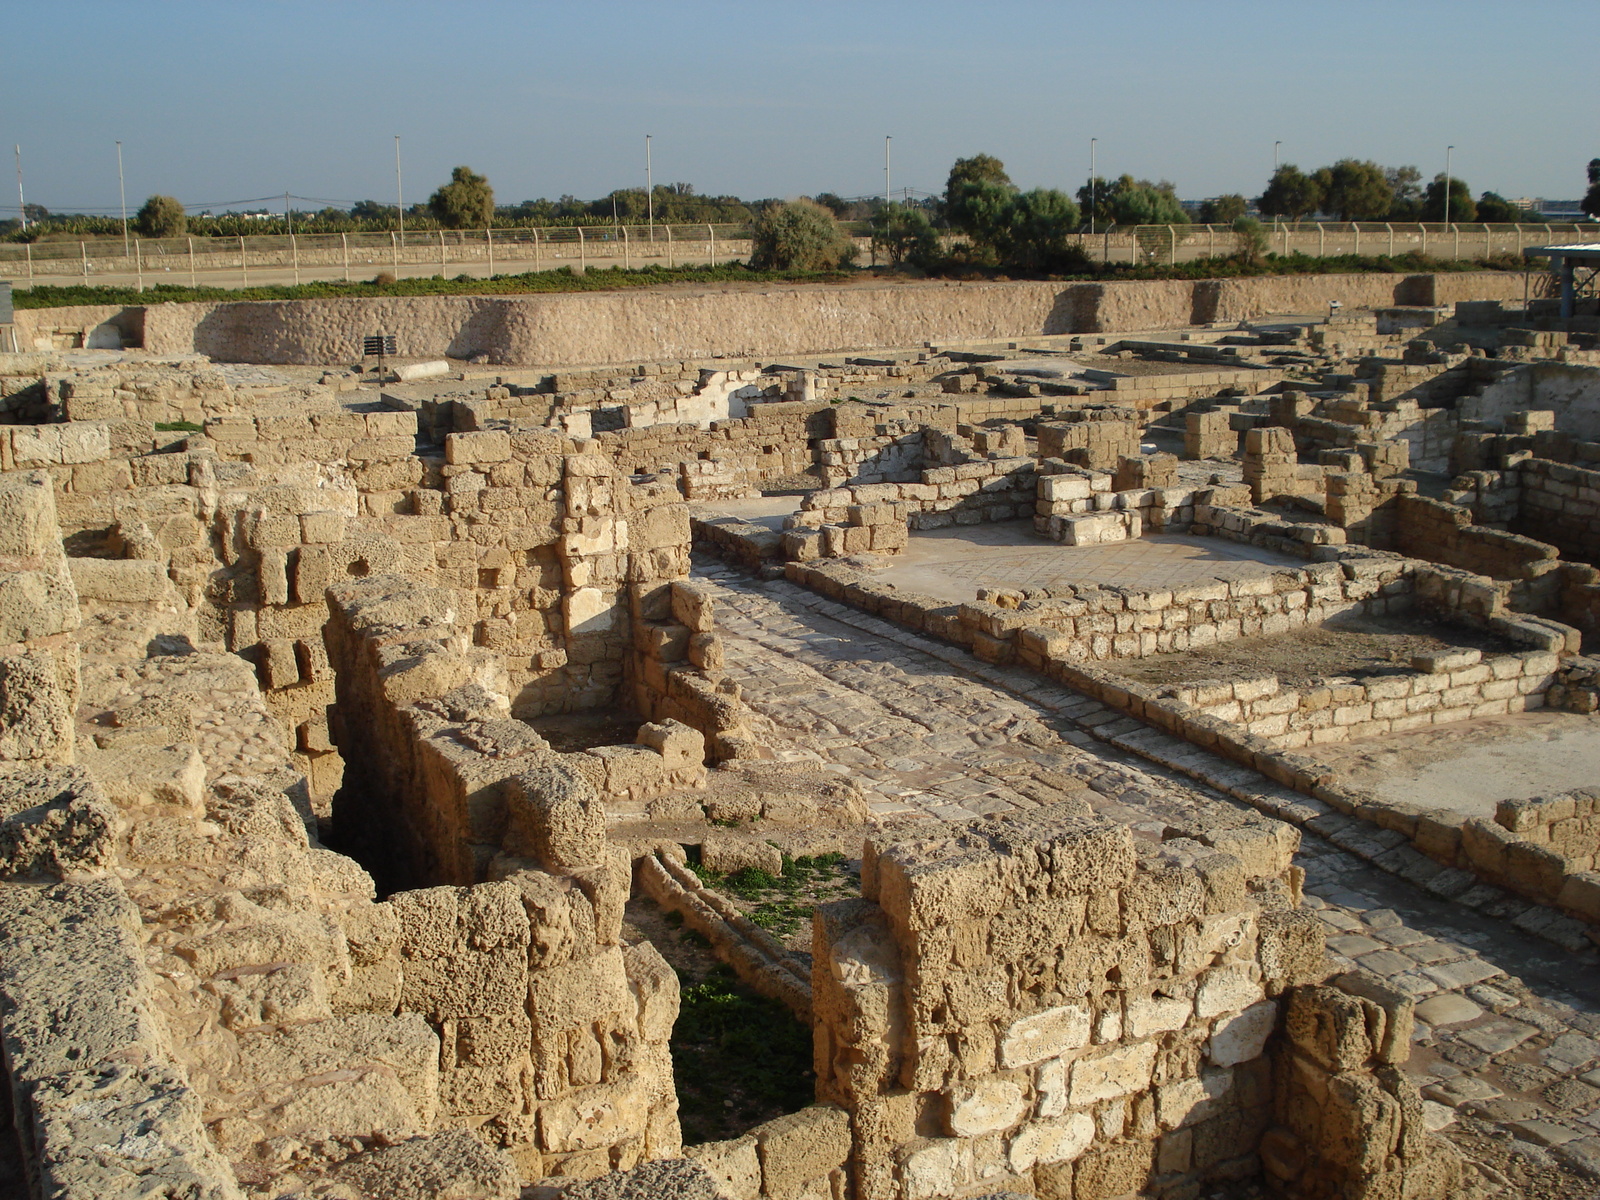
[241,236,248,286]
[1386,224,1393,258]
[25,241,31,285]
[533,228,540,271]
[487,227,494,276]
[1420,225,1427,258]
[666,225,674,269]
[1452,224,1459,261]
[1103,227,1110,264]
[391,230,399,278]
[1353,225,1360,257]
[82,241,88,283]
[579,227,586,273]
[623,225,630,270]
[708,223,715,267]
[438,229,446,275]
[1319,225,1325,258]
[134,239,143,292]
[291,233,300,286]
[187,237,195,287]
[342,233,350,282]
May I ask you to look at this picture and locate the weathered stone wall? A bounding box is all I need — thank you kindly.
[1511,457,1600,566]
[41,273,1521,366]
[1167,645,1560,748]
[809,806,1321,1200]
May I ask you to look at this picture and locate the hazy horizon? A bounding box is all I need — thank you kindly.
[5,0,1597,216]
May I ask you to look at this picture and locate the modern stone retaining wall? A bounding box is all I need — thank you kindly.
[7,272,1524,367]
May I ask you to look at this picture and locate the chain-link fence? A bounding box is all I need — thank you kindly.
[0,221,1592,289]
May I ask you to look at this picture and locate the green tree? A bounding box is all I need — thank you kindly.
[944,154,1015,236]
[135,194,186,238]
[1078,175,1188,226]
[428,166,495,229]
[1314,160,1393,221]
[992,188,1084,274]
[1257,164,1322,220]
[749,199,855,270]
[1421,174,1476,223]
[1383,165,1423,218]
[1198,194,1248,225]
[871,203,940,266]
[1475,192,1525,223]
[1232,215,1268,265]
[1583,158,1600,220]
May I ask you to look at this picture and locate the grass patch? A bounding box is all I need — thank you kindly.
[153,420,203,432]
[692,851,854,939]
[671,964,814,1143]
[9,263,854,309]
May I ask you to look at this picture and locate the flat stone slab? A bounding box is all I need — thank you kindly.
[1422,959,1504,991]
[1416,994,1484,1027]
[1422,1076,1503,1107]
[1508,1119,1584,1148]
[1457,1019,1541,1056]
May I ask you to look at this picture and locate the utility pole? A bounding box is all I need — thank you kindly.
[116,140,129,257]
[14,145,24,233]
[885,136,891,208]
[1089,138,1097,237]
[395,135,404,247]
[1444,145,1454,226]
[646,135,653,241]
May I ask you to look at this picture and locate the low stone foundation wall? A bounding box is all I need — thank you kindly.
[1167,645,1560,748]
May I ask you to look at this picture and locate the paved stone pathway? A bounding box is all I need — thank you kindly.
[701,561,1600,1183]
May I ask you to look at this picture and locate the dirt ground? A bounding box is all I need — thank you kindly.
[1311,708,1600,819]
[1107,613,1521,692]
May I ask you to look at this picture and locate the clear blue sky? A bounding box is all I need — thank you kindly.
[6,0,1596,215]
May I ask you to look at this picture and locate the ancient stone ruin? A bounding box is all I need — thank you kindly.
[2,273,1599,1199]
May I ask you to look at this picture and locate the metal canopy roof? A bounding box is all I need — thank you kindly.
[1524,244,1600,260]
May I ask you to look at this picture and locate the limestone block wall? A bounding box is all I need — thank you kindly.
[322,574,731,886]
[1033,465,1210,547]
[1393,493,1562,605]
[1035,407,1140,470]
[597,402,829,493]
[1459,361,1600,440]
[1511,457,1600,565]
[1166,645,1561,749]
[809,807,1324,1200]
[1264,983,1467,1198]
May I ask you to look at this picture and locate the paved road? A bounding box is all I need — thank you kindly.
[702,561,1600,1184]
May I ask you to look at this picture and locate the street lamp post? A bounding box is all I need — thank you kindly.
[116,140,129,257]
[394,136,404,247]
[1089,137,1097,237]
[14,145,25,233]
[1444,145,1454,226]
[885,136,891,208]
[646,135,653,242]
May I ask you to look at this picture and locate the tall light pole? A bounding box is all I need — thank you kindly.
[884,136,891,207]
[14,145,25,233]
[1088,138,1097,237]
[645,134,653,241]
[1443,145,1454,226]
[116,140,129,256]
[394,136,404,246]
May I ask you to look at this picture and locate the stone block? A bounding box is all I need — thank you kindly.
[1069,1041,1157,1106]
[1000,1004,1092,1068]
